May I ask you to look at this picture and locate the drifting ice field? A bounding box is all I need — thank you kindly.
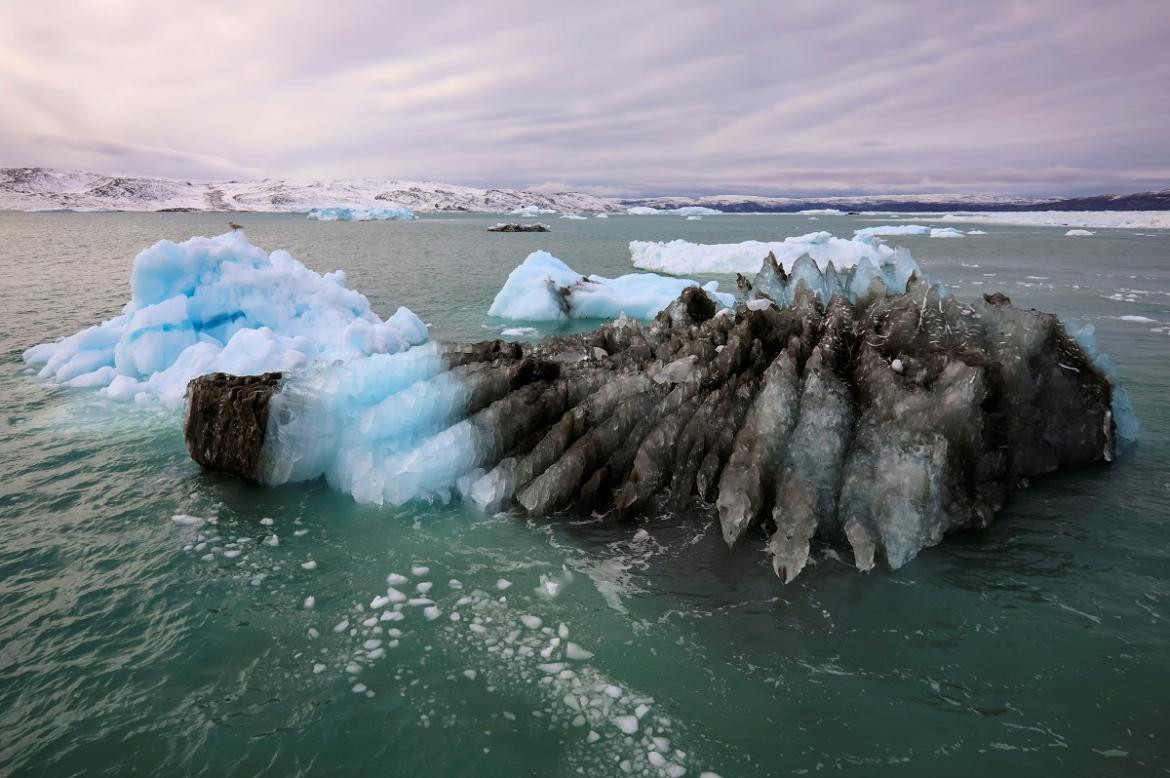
[1,210,1169,776]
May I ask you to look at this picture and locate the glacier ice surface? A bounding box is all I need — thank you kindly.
[488,251,734,321]
[22,231,427,405]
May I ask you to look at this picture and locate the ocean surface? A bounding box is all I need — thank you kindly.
[1,211,1168,776]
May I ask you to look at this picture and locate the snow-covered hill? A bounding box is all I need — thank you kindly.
[0,168,620,214]
[3,167,1168,214]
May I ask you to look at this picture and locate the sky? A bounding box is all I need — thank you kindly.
[1,1,1168,197]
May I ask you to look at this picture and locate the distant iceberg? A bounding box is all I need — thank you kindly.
[22,231,427,405]
[307,206,416,221]
[629,232,902,275]
[931,211,1170,229]
[559,213,587,220]
[510,205,557,217]
[854,225,964,239]
[1065,229,1095,236]
[489,251,734,321]
[625,205,721,216]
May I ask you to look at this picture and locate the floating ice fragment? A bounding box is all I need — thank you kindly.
[333,620,349,633]
[411,565,430,576]
[463,669,478,681]
[352,683,367,693]
[301,560,318,571]
[565,643,593,660]
[448,579,463,589]
[303,595,316,609]
[520,615,543,629]
[423,606,441,621]
[387,573,408,585]
[416,582,433,594]
[496,578,512,590]
[260,517,274,526]
[307,206,416,221]
[312,663,326,674]
[614,715,639,734]
[171,514,205,526]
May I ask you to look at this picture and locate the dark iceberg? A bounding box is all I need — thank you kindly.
[185,254,1126,581]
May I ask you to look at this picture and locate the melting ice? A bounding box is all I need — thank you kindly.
[22,231,427,405]
[307,207,417,221]
[629,231,906,275]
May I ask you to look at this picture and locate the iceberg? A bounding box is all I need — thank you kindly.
[625,206,721,216]
[853,225,964,238]
[22,231,427,405]
[188,270,1129,581]
[510,205,557,217]
[307,206,416,221]
[1065,229,1095,236]
[629,232,902,275]
[488,251,734,321]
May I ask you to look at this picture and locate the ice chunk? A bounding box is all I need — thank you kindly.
[1065,229,1095,236]
[23,231,427,406]
[307,207,416,221]
[488,251,733,321]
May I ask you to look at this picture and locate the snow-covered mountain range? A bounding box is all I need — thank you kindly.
[0,168,618,214]
[2,167,1168,214]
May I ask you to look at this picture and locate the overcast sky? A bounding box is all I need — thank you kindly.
[2,1,1168,197]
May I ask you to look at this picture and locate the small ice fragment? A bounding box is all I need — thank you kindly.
[263,534,279,546]
[463,669,478,681]
[345,663,361,674]
[469,623,487,634]
[370,595,391,609]
[385,587,407,603]
[586,730,600,743]
[635,704,649,719]
[614,715,639,734]
[293,529,308,537]
[408,597,434,607]
[362,639,382,650]
[223,549,241,559]
[666,765,685,778]
[367,648,385,659]
[520,615,542,629]
[352,683,367,693]
[333,619,350,633]
[312,663,326,674]
[387,573,408,585]
[502,711,516,721]
[260,517,274,526]
[171,514,205,526]
[448,579,463,589]
[303,596,316,609]
[496,578,512,590]
[449,612,461,622]
[301,560,318,571]
[604,685,622,699]
[411,565,429,576]
[416,582,433,594]
[565,643,593,660]
[649,752,666,768]
[307,627,320,639]
[423,606,441,621]
[653,737,671,752]
[891,358,904,373]
[537,663,564,674]
[558,623,569,639]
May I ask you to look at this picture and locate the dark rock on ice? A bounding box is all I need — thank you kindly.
[184,261,1123,580]
[487,222,551,232]
[185,372,282,482]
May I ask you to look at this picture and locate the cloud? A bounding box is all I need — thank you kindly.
[0,0,1166,196]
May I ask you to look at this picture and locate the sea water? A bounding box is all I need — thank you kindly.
[1,212,1168,775]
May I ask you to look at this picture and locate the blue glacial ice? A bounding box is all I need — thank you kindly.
[22,231,427,405]
[488,250,735,321]
[307,207,417,221]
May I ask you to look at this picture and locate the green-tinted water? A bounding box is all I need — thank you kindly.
[1,212,1168,776]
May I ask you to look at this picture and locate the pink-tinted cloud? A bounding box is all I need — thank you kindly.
[0,0,1166,195]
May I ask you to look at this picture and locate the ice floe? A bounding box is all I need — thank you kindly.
[930,211,1170,230]
[853,225,965,238]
